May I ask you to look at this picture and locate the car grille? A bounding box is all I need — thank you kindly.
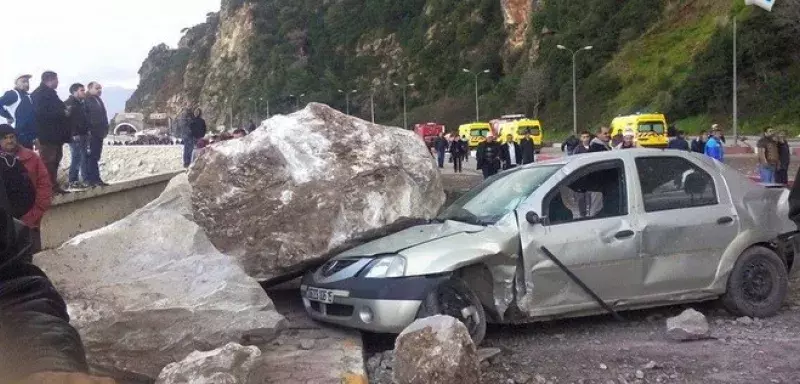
[320,258,359,277]
[309,301,354,317]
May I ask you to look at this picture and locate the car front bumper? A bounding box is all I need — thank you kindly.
[300,273,449,334]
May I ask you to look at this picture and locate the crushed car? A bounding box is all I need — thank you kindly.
[301,149,800,343]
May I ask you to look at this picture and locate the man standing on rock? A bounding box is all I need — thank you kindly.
[65,84,90,189]
[476,134,502,179]
[0,75,36,149]
[32,71,69,194]
[0,124,51,253]
[84,82,110,187]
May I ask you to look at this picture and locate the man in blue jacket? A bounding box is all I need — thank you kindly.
[704,128,724,162]
[0,75,36,149]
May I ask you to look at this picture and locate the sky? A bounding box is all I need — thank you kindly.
[1,0,220,97]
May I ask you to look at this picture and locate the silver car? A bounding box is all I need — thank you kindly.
[301,149,799,343]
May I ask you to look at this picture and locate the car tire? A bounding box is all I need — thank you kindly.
[721,246,788,318]
[417,277,487,345]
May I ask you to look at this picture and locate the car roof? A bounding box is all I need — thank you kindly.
[519,148,707,169]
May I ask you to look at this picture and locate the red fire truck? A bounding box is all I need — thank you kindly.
[414,122,445,148]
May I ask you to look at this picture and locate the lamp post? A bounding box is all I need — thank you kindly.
[461,68,490,121]
[370,88,377,124]
[393,82,415,129]
[289,93,305,111]
[557,44,593,135]
[338,89,357,115]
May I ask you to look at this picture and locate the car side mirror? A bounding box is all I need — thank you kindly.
[525,211,542,225]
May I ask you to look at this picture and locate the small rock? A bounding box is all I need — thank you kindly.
[477,347,502,363]
[534,374,547,384]
[155,343,260,384]
[736,316,754,325]
[635,370,645,379]
[600,363,609,370]
[642,361,659,370]
[712,367,719,373]
[512,373,531,384]
[299,339,314,350]
[605,380,617,384]
[666,308,710,341]
[770,379,780,383]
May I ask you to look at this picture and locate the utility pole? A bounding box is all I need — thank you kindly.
[370,88,376,124]
[462,68,490,121]
[557,44,594,135]
[338,89,357,115]
[393,82,415,129]
[733,16,738,143]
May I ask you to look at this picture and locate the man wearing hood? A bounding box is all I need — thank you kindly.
[0,75,36,149]
[32,71,69,194]
[589,126,612,152]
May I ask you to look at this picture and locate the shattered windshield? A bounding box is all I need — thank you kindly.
[437,165,562,225]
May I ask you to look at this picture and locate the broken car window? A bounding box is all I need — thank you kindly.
[438,165,562,225]
[546,164,627,224]
[635,156,718,212]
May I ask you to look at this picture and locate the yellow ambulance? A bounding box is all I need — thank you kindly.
[458,122,493,149]
[498,119,544,153]
[610,113,669,148]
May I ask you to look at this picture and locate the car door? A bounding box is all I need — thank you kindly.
[633,155,739,295]
[516,159,643,318]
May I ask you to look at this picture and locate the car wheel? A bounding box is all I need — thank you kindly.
[417,277,487,345]
[721,246,788,318]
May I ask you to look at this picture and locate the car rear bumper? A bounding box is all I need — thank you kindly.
[300,273,449,333]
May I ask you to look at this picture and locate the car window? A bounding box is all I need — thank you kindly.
[545,162,627,225]
[638,122,665,134]
[518,126,540,136]
[438,165,562,225]
[635,156,717,212]
[470,128,490,137]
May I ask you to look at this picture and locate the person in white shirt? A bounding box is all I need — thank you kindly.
[501,134,522,170]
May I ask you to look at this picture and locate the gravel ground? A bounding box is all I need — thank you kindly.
[366,150,800,384]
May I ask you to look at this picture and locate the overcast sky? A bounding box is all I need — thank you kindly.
[2,0,220,94]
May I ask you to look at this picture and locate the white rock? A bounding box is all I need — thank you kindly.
[393,315,479,384]
[189,103,445,280]
[666,308,710,341]
[156,342,260,384]
[35,174,285,379]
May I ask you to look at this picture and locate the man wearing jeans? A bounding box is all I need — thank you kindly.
[84,82,110,187]
[65,83,90,189]
[756,127,780,184]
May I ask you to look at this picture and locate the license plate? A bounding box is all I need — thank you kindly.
[306,287,335,304]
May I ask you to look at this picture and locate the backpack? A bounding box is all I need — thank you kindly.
[0,153,35,219]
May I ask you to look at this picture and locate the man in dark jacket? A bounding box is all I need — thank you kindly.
[667,130,690,151]
[561,134,580,155]
[84,82,110,187]
[500,134,522,170]
[0,75,36,149]
[182,108,207,167]
[65,84,90,189]
[690,132,708,153]
[776,130,791,185]
[0,179,115,383]
[32,71,69,194]
[476,134,502,179]
[573,131,592,154]
[450,135,466,173]
[519,131,535,164]
[433,133,447,168]
[588,126,612,152]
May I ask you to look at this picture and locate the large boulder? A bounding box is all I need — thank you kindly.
[34,174,285,379]
[155,343,261,384]
[393,315,480,384]
[188,103,445,281]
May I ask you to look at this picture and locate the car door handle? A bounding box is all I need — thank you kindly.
[614,230,635,239]
[717,216,734,225]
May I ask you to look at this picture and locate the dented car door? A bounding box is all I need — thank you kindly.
[632,155,739,296]
[516,159,644,318]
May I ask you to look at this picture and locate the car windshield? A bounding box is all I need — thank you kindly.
[639,122,665,134]
[437,165,562,225]
[470,128,490,137]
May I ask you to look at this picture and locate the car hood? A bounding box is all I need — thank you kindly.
[336,220,487,258]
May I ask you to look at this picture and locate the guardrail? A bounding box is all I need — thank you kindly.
[40,171,184,249]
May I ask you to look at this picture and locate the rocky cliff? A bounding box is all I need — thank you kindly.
[128,0,800,134]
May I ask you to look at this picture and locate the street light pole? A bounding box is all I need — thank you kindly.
[462,68,490,121]
[557,44,593,135]
[733,16,738,143]
[370,89,376,123]
[338,89,357,115]
[393,82,415,129]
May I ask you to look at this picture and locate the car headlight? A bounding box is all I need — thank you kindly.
[364,256,406,278]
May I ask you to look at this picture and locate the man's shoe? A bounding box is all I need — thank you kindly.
[68,182,87,190]
[96,181,111,187]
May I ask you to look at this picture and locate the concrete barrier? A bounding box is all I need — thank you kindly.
[40,171,184,249]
